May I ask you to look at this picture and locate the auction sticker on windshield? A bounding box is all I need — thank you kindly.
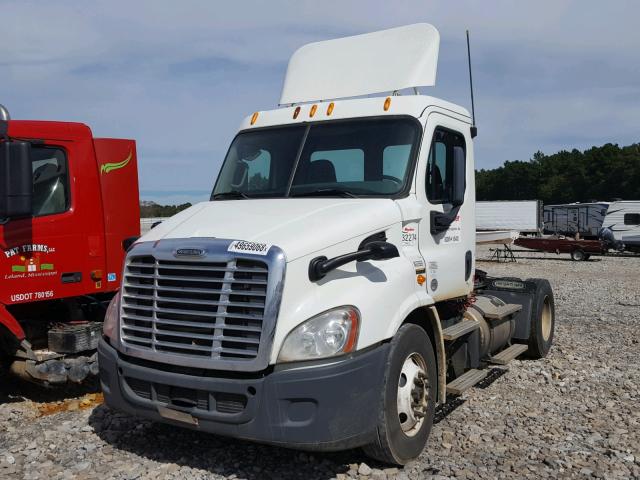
[228,240,272,256]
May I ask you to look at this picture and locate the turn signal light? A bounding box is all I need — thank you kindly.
[250,112,259,125]
[384,97,391,111]
[416,274,426,286]
[91,270,103,281]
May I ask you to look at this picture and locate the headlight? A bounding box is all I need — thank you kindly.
[103,292,121,341]
[277,306,360,363]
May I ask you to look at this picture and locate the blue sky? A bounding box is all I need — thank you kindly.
[2,1,638,205]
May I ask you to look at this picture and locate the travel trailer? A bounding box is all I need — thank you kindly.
[602,200,640,252]
[543,202,609,238]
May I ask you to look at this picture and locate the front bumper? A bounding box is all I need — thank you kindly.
[98,338,388,450]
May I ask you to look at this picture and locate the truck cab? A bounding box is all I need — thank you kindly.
[0,111,140,383]
[99,24,555,464]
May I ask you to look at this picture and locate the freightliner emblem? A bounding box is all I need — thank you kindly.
[174,248,206,257]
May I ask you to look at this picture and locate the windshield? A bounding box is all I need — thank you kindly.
[212,117,420,199]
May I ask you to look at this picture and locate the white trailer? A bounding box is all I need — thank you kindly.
[476,200,541,233]
[602,201,640,252]
[99,24,556,465]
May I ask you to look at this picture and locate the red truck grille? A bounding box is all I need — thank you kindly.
[120,255,268,362]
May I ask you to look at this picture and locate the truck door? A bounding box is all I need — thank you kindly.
[1,136,105,306]
[416,114,475,301]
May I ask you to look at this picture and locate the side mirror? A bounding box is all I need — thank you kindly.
[361,241,400,261]
[451,145,466,207]
[230,161,248,189]
[122,236,140,252]
[0,141,33,219]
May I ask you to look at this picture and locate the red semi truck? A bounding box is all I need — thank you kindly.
[0,105,140,384]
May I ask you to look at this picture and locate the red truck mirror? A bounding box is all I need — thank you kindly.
[0,141,33,220]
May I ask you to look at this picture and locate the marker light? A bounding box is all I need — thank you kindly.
[293,106,301,119]
[309,104,318,117]
[417,274,426,286]
[384,97,391,111]
[326,102,335,116]
[250,112,259,125]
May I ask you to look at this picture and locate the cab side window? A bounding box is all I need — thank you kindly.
[31,147,69,216]
[425,128,465,204]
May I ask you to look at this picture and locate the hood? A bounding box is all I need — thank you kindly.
[141,199,401,261]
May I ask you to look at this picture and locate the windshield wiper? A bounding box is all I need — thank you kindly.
[212,190,250,200]
[291,188,358,198]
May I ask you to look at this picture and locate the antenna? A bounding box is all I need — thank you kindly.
[466,30,478,138]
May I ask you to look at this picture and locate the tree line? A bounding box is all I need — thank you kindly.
[140,201,192,218]
[476,143,640,203]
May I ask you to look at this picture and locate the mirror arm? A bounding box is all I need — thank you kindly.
[309,250,370,281]
[308,241,399,281]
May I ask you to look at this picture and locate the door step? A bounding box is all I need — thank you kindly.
[484,303,522,321]
[446,369,488,396]
[489,343,528,365]
[442,320,479,341]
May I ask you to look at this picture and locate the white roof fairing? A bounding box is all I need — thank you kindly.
[279,23,440,105]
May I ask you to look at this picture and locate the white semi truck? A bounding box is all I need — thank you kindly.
[99,24,555,464]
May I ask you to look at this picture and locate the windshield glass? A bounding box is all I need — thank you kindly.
[212,117,420,199]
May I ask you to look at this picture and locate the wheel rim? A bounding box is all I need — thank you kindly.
[396,352,429,437]
[541,296,552,341]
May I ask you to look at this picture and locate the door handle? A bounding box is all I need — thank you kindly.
[61,272,82,284]
[465,251,472,281]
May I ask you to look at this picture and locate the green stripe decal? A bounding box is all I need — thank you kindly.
[101,151,132,174]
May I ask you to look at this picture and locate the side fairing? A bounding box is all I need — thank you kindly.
[94,138,140,287]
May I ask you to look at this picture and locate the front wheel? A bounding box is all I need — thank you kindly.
[363,324,437,465]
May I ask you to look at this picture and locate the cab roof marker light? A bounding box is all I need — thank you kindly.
[326,102,335,116]
[293,106,301,119]
[250,112,259,125]
[309,104,318,118]
[384,97,391,111]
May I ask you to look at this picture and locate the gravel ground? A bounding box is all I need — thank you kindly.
[1,248,639,479]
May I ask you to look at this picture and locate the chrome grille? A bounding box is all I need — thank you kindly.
[121,255,268,362]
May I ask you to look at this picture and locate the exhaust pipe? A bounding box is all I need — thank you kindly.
[0,104,9,121]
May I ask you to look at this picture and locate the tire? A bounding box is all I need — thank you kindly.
[524,278,555,358]
[583,254,591,260]
[571,249,585,261]
[363,324,437,465]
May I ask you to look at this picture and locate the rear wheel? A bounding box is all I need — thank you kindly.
[525,278,555,358]
[363,324,437,465]
[571,249,585,261]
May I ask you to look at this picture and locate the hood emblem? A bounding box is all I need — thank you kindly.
[174,248,206,257]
